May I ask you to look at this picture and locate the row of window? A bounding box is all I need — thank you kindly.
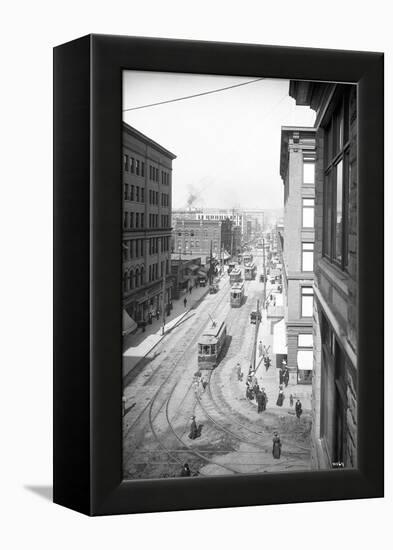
[123,155,145,177]
[123,211,145,230]
[122,260,170,292]
[149,166,171,185]
[177,230,218,238]
[176,240,218,250]
[147,214,170,228]
[124,183,145,203]
[122,236,171,261]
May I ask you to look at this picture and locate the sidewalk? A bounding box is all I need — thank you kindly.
[122,284,210,378]
[253,306,312,412]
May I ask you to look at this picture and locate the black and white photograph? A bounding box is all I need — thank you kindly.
[121,71,358,479]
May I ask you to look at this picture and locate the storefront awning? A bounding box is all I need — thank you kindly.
[297,350,313,370]
[122,309,137,336]
[198,270,207,278]
[273,318,287,354]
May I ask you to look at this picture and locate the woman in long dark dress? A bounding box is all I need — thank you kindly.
[276,389,284,407]
[188,416,198,439]
[272,432,282,459]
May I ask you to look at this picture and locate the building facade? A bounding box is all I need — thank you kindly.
[289,82,358,469]
[172,218,232,259]
[122,122,176,324]
[280,127,316,385]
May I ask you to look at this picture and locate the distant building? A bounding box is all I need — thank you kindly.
[279,127,316,385]
[289,81,358,469]
[172,218,232,259]
[122,122,176,326]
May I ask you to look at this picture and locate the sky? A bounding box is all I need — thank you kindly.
[123,71,316,210]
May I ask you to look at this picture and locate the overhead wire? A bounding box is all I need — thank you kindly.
[123,77,265,112]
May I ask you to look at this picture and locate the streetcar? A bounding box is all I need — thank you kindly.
[244,262,256,280]
[243,253,253,265]
[230,281,245,307]
[229,267,242,284]
[197,319,227,369]
[227,261,236,274]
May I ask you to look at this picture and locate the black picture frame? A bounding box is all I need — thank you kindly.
[53,34,384,516]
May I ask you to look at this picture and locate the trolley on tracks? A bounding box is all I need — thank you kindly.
[243,253,253,265]
[227,261,236,274]
[230,281,244,307]
[197,319,227,369]
[229,267,242,284]
[244,262,256,280]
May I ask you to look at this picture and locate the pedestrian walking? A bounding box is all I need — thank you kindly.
[295,399,303,419]
[188,416,198,440]
[272,432,282,459]
[184,297,187,308]
[258,340,263,357]
[189,285,192,295]
[276,388,285,407]
[180,463,191,477]
[156,309,160,321]
[289,394,294,407]
[201,377,208,392]
[284,367,289,387]
[236,362,242,381]
[261,388,267,411]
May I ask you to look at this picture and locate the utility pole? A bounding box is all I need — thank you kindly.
[252,299,260,372]
[161,270,166,335]
[208,240,213,286]
[262,237,267,308]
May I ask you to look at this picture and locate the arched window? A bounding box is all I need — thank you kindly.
[140,266,145,285]
[129,270,134,290]
[135,268,140,288]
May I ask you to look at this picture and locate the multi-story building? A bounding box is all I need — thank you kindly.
[289,81,358,469]
[172,218,232,259]
[122,122,176,324]
[279,127,316,385]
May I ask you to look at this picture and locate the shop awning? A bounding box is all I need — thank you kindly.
[122,309,137,336]
[273,318,287,354]
[297,350,313,370]
[198,270,207,278]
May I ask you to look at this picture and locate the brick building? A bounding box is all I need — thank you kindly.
[172,218,233,259]
[289,82,358,469]
[122,122,176,326]
[279,127,316,385]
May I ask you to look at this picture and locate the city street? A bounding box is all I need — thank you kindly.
[123,251,312,479]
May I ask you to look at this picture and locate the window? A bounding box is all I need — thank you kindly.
[123,183,128,200]
[135,160,140,176]
[130,157,134,173]
[302,198,314,228]
[123,211,128,229]
[141,213,144,228]
[141,188,145,203]
[301,286,314,317]
[136,186,139,202]
[141,162,145,177]
[135,213,139,228]
[323,88,351,268]
[297,333,313,384]
[130,185,135,201]
[303,162,315,184]
[302,242,314,271]
[130,212,134,228]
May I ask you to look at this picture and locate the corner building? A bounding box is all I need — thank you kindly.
[280,127,316,385]
[122,122,176,324]
[289,82,358,469]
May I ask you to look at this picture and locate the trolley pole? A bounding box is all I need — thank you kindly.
[262,237,267,308]
[161,271,166,335]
